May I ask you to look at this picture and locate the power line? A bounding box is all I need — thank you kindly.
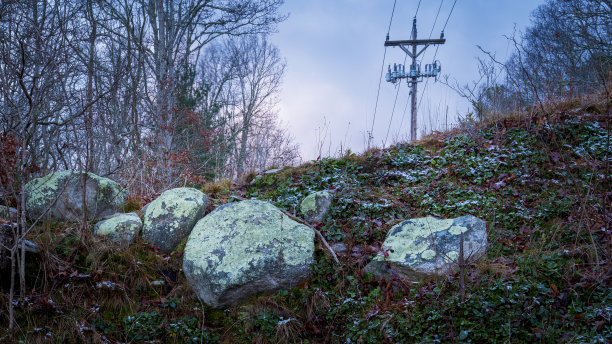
[384,54,408,147]
[398,0,444,137]
[386,0,425,145]
[417,0,457,114]
[387,0,397,34]
[428,0,445,39]
[442,0,457,32]
[369,0,397,147]
[414,0,422,18]
[383,0,449,142]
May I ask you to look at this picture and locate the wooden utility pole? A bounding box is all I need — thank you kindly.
[385,18,445,141]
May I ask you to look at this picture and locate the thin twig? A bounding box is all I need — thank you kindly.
[230,195,341,265]
[459,231,465,303]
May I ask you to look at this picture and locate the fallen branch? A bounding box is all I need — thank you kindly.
[230,195,341,266]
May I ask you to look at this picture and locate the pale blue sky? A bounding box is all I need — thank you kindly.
[270,0,546,160]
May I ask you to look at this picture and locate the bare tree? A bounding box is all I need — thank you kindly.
[226,35,286,176]
[444,0,610,121]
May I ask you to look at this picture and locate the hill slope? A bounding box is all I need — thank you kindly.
[1,98,610,343]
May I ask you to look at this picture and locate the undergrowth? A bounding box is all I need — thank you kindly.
[1,99,610,343]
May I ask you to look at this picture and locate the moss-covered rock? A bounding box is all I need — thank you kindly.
[300,190,333,223]
[24,170,125,222]
[93,213,142,247]
[365,216,487,281]
[183,200,315,308]
[142,187,208,253]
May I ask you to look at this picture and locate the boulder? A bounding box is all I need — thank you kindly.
[365,216,487,281]
[300,190,333,223]
[94,213,142,247]
[183,200,315,308]
[142,187,208,253]
[24,170,125,222]
[0,205,17,220]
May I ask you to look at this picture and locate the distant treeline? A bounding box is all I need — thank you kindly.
[0,0,299,200]
[447,0,611,120]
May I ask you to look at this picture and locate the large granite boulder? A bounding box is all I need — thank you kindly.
[24,170,125,222]
[365,216,487,281]
[142,187,208,253]
[93,213,142,247]
[183,200,315,308]
[300,190,333,223]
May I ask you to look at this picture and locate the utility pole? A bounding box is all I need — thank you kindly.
[385,17,445,141]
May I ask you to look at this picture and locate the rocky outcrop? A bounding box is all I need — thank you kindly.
[93,213,142,247]
[24,170,125,222]
[183,200,315,308]
[365,216,487,281]
[300,190,333,223]
[142,188,208,253]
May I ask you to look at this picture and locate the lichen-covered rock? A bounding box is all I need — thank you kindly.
[0,205,17,220]
[24,170,125,222]
[183,200,315,308]
[300,190,333,223]
[365,216,487,281]
[94,213,142,247]
[142,187,208,253]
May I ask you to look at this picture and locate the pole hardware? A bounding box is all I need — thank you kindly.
[384,17,446,141]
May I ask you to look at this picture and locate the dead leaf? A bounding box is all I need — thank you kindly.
[550,283,559,295]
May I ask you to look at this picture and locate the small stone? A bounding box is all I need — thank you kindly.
[264,168,282,175]
[94,213,142,247]
[330,242,348,254]
[301,191,333,223]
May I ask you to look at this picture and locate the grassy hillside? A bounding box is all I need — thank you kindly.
[1,97,610,343]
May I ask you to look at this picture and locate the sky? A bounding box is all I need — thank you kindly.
[270,0,546,161]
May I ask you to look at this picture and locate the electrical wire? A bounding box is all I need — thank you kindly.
[387,0,397,34]
[369,0,397,146]
[442,0,457,32]
[383,0,422,146]
[383,54,408,147]
[416,0,457,115]
[414,0,422,18]
[397,0,444,136]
